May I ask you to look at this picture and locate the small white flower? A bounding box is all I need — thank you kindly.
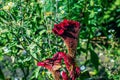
[8,2,15,8]
[108,35,112,39]
[98,9,101,12]
[82,39,88,42]
[99,53,103,56]
[3,5,10,11]
[3,2,15,11]
[111,30,115,33]
[108,29,115,33]
[80,65,86,71]
[110,59,114,62]
[2,47,10,53]
[61,10,65,14]
[14,77,18,80]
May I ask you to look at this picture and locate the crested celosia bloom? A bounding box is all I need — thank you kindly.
[59,52,80,80]
[37,52,62,80]
[37,52,62,71]
[52,19,80,36]
[52,19,80,58]
[37,52,80,80]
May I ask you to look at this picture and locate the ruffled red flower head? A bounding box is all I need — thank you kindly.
[52,19,80,58]
[52,19,80,36]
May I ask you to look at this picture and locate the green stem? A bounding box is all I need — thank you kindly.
[0,68,4,80]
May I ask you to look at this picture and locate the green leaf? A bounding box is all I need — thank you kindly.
[0,69,4,80]
[39,30,46,35]
[35,67,40,78]
[89,48,100,70]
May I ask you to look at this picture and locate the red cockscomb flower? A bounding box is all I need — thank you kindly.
[37,52,63,80]
[37,52,80,80]
[57,52,80,80]
[52,19,80,36]
[37,52,62,71]
[59,52,80,80]
[52,19,80,58]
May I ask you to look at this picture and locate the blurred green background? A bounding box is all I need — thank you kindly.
[0,0,120,80]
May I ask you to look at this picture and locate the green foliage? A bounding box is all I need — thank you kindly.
[0,0,120,80]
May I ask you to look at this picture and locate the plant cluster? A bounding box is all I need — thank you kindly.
[38,19,80,80]
[0,0,120,80]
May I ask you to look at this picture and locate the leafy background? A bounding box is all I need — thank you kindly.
[0,0,120,80]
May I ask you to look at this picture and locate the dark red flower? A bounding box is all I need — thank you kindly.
[57,52,80,80]
[52,19,80,36]
[58,52,74,71]
[52,26,64,36]
[37,60,52,70]
[37,53,62,71]
[52,19,80,58]
[37,52,80,80]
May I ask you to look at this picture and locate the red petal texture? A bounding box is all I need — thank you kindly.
[56,52,80,80]
[37,52,80,80]
[37,60,52,70]
[59,52,74,71]
[52,19,80,36]
[76,67,80,76]
[61,71,69,80]
[52,19,80,58]
[37,53,63,71]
